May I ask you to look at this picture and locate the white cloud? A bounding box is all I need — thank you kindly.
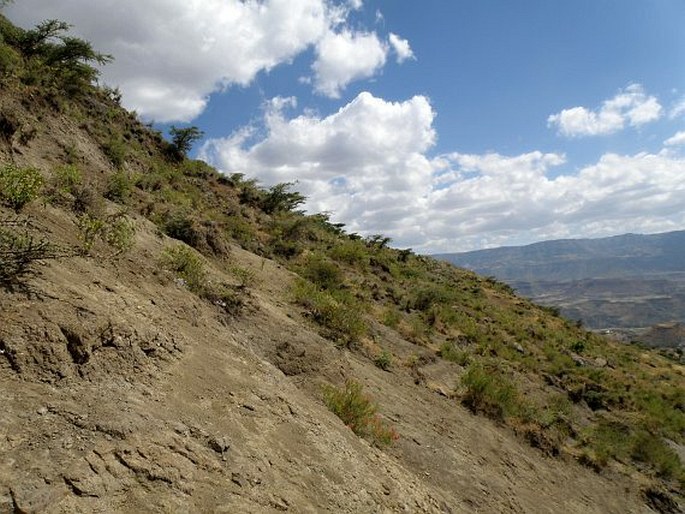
[664,131,685,146]
[429,150,685,250]
[4,0,394,121]
[312,30,388,98]
[388,33,415,63]
[202,93,685,252]
[548,84,663,137]
[670,96,685,119]
[201,91,435,239]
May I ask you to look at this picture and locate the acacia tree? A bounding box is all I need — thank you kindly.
[169,126,204,160]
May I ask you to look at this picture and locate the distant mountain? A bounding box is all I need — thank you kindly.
[436,231,685,282]
[436,231,685,342]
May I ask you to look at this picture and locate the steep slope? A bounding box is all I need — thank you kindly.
[1,15,684,513]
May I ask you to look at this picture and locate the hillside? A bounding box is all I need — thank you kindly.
[436,232,685,342]
[1,16,684,513]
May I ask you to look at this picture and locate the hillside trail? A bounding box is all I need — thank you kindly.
[0,210,654,513]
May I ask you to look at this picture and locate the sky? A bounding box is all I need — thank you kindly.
[4,0,685,253]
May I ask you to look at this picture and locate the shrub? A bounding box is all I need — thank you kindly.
[329,240,369,267]
[374,350,392,371]
[323,379,398,446]
[630,431,684,483]
[102,136,127,168]
[77,212,135,256]
[0,43,19,76]
[0,218,64,287]
[230,265,255,288]
[382,306,401,328]
[200,281,244,315]
[461,360,520,421]
[299,253,342,291]
[71,183,101,214]
[47,164,83,206]
[104,170,132,203]
[159,244,207,293]
[77,213,105,254]
[292,278,366,344]
[102,215,135,254]
[439,342,470,366]
[0,163,43,211]
[162,211,199,246]
[52,164,82,195]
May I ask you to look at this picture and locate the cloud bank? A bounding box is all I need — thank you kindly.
[202,91,685,252]
[5,0,411,121]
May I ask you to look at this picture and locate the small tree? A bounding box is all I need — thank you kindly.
[169,126,204,160]
[261,182,306,214]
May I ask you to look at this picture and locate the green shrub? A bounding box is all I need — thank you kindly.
[52,164,82,195]
[412,285,454,311]
[382,306,401,328]
[230,265,255,288]
[0,163,43,211]
[71,183,101,214]
[630,431,685,483]
[374,350,392,371]
[439,342,470,366]
[323,379,398,446]
[461,360,520,421]
[292,278,366,344]
[0,44,20,76]
[77,212,135,256]
[77,213,105,254]
[102,137,127,168]
[299,253,342,291]
[103,215,135,254]
[162,210,199,246]
[200,281,244,315]
[329,240,369,267]
[159,244,207,293]
[104,170,132,203]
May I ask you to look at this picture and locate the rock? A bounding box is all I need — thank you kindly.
[208,436,230,454]
[231,472,247,488]
[513,342,525,354]
[10,481,68,513]
[594,357,608,368]
[570,353,586,366]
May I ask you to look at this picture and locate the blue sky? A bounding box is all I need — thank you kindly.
[5,1,685,252]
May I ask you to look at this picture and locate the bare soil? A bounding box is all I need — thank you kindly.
[0,207,658,513]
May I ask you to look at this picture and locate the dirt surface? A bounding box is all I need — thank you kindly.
[0,207,660,514]
[0,78,670,512]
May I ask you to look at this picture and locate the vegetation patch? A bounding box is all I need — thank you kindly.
[0,163,43,211]
[292,278,366,345]
[324,379,399,446]
[0,217,66,288]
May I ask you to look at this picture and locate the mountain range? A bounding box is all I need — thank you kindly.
[436,231,685,345]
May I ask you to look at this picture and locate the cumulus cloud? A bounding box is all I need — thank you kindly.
[4,0,400,121]
[201,91,435,239]
[388,33,415,63]
[664,131,685,146]
[312,30,388,98]
[548,84,663,137]
[202,93,685,252]
[428,150,685,250]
